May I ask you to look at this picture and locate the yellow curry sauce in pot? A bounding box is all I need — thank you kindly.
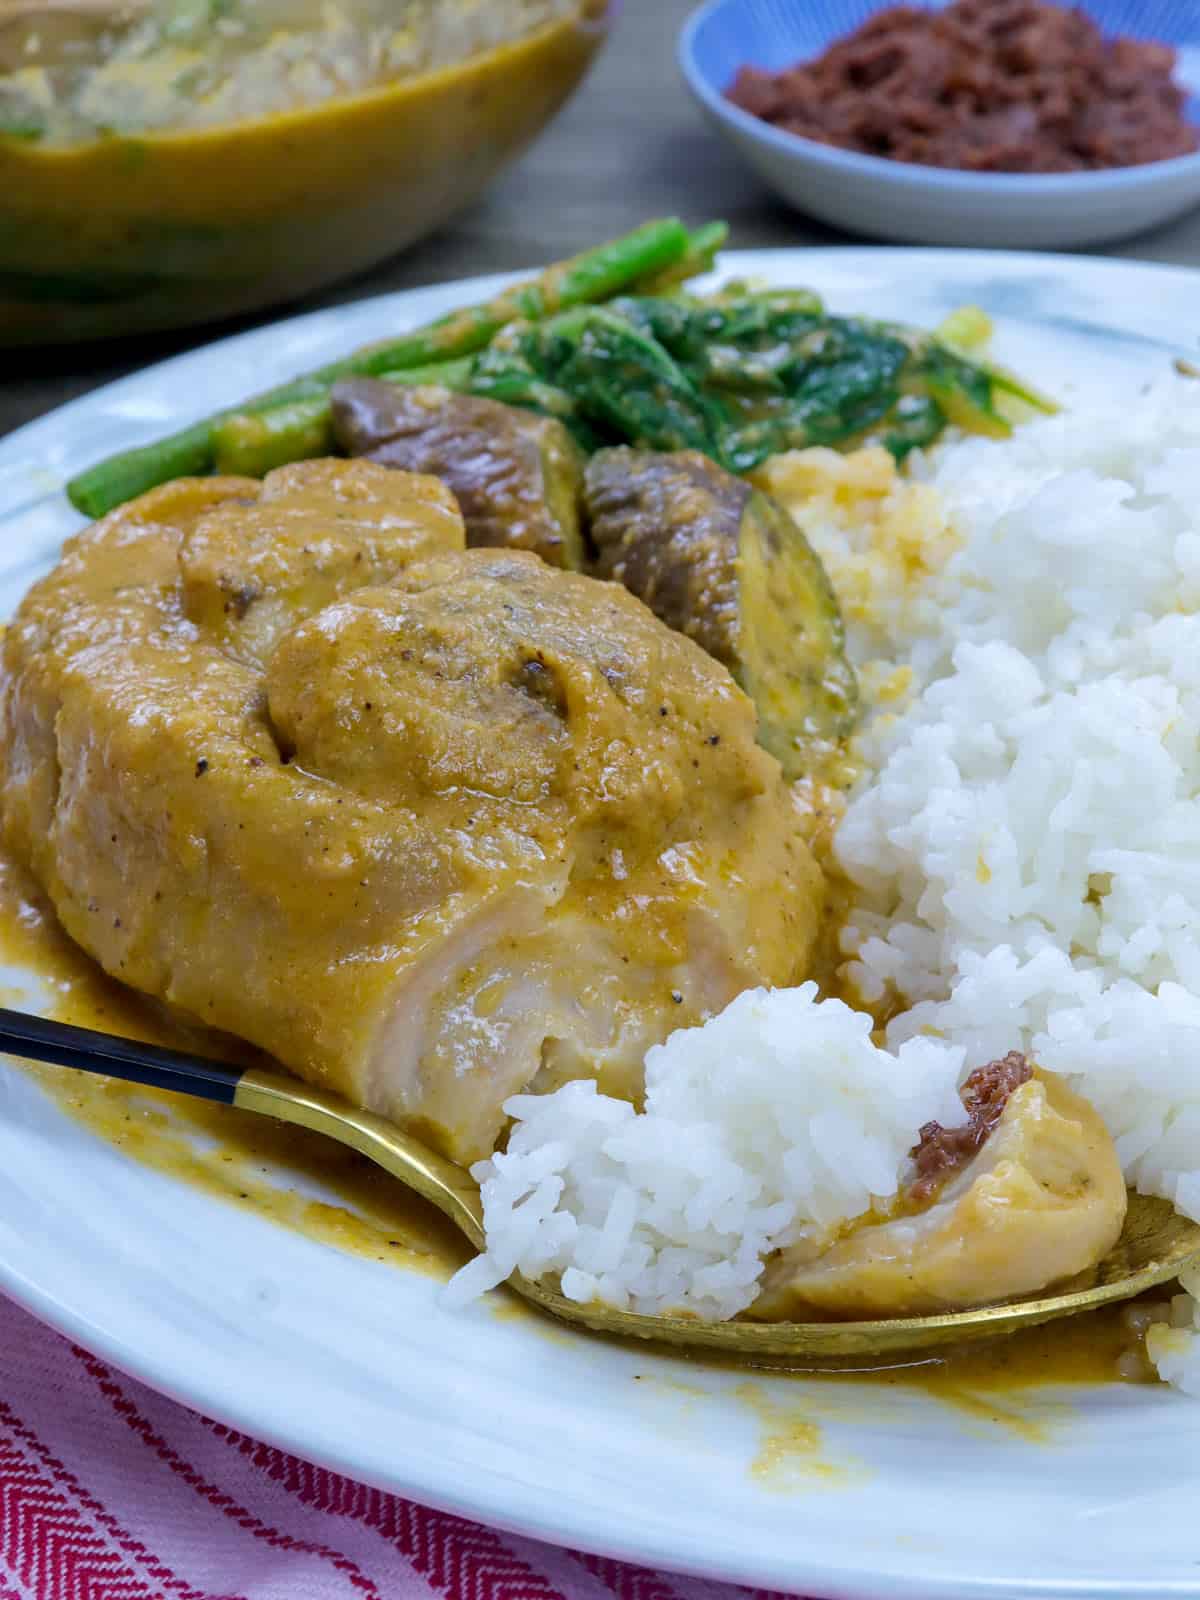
[0,0,610,342]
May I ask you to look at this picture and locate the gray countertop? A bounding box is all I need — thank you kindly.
[4,0,1199,439]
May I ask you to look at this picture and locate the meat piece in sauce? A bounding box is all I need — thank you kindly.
[751,1059,1126,1320]
[0,461,826,1164]
[179,456,465,666]
[331,379,586,570]
[583,446,857,779]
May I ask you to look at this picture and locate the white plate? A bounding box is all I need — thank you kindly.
[1,251,1199,1600]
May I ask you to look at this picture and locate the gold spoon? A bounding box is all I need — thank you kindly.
[4,1004,1197,1364]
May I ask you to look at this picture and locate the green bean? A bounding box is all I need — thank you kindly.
[212,399,334,478]
[210,359,479,480]
[363,217,691,373]
[628,221,729,294]
[374,357,477,391]
[70,424,215,517]
[67,219,697,517]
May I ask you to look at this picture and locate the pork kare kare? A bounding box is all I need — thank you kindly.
[0,458,824,1164]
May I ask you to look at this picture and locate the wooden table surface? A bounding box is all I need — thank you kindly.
[5,0,1200,439]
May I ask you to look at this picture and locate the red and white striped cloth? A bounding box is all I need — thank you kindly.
[0,1292,809,1600]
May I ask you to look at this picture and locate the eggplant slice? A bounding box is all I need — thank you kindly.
[584,446,858,778]
[331,379,586,570]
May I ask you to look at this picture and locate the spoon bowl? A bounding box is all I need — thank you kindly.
[231,1065,1200,1362]
[4,1005,1197,1364]
[520,1191,1198,1362]
[171,1056,1200,1356]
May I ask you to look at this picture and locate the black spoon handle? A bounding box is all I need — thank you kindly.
[0,1005,243,1103]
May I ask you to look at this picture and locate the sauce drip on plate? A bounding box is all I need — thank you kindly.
[0,850,468,1280]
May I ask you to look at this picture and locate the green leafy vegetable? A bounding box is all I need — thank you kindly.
[67,218,697,517]
[66,215,1056,519]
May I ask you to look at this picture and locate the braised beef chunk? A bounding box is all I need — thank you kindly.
[331,379,586,570]
[726,0,1199,174]
[910,1050,1034,1201]
[1,460,826,1166]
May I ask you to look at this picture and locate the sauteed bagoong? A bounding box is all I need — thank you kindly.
[6,220,1198,1381]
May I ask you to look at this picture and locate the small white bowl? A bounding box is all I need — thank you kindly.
[678,0,1200,249]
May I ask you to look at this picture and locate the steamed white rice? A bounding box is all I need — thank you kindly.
[834,379,1200,1393]
[454,376,1200,1394]
[446,984,966,1320]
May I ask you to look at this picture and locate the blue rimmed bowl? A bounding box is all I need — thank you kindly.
[679,0,1200,248]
